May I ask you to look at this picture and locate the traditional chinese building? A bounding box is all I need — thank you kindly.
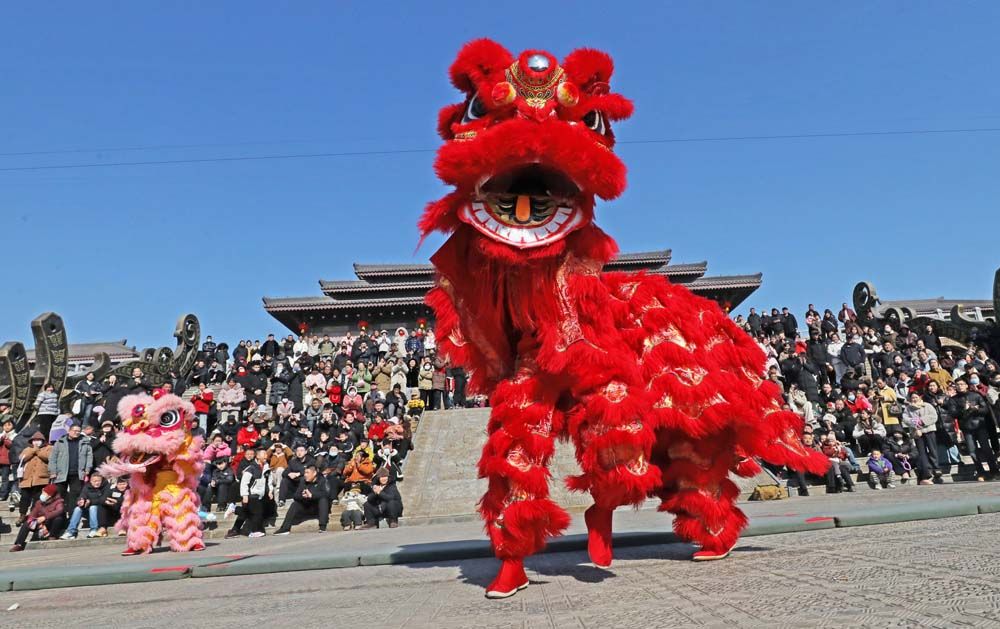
[263,249,761,336]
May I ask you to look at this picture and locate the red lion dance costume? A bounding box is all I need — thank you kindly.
[420,39,827,599]
[99,391,205,555]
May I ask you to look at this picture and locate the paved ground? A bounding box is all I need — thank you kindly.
[4,513,999,628]
[1,480,995,567]
[5,480,1000,571]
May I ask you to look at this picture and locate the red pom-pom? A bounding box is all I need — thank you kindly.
[556,82,579,107]
[492,81,515,106]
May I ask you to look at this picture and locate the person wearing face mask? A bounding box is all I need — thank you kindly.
[10,483,64,551]
[883,430,916,483]
[16,432,53,523]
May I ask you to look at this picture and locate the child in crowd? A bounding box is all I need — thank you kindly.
[866,449,896,490]
[340,482,365,530]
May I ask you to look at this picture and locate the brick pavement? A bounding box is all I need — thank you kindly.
[5,514,1000,628]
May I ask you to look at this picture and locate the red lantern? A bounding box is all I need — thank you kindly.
[298,321,309,335]
[358,320,369,333]
[416,317,427,330]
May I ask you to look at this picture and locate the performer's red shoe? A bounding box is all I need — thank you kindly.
[584,505,613,567]
[692,542,734,562]
[485,559,529,599]
[120,547,143,557]
[189,542,206,552]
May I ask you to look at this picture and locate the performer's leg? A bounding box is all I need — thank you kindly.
[122,497,161,555]
[654,431,746,561]
[568,381,659,567]
[478,373,567,599]
[160,487,205,552]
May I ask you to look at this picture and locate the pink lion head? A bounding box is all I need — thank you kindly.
[102,391,199,477]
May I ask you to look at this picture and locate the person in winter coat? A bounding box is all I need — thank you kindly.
[200,457,236,512]
[431,355,449,410]
[226,448,272,538]
[9,483,65,551]
[883,430,917,482]
[820,434,855,493]
[343,449,376,487]
[74,372,101,425]
[91,421,117,469]
[17,432,52,520]
[0,414,16,503]
[33,383,60,439]
[362,472,403,528]
[341,386,363,416]
[280,445,316,504]
[852,412,887,455]
[866,449,895,489]
[340,482,366,530]
[902,391,941,484]
[269,361,293,406]
[217,379,246,422]
[49,422,94,517]
[417,360,434,407]
[405,330,424,358]
[389,358,409,397]
[100,477,129,534]
[373,359,392,393]
[955,379,998,481]
[191,383,214,433]
[61,472,108,539]
[274,464,330,534]
[203,433,233,462]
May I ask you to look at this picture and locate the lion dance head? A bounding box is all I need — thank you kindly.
[419,38,632,262]
[101,390,201,483]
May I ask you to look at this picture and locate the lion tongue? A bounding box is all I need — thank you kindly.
[515,195,531,223]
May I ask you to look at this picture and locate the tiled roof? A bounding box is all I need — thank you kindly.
[26,340,138,362]
[685,273,763,291]
[319,279,436,294]
[653,261,707,277]
[264,295,428,312]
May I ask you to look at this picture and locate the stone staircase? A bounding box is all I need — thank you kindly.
[399,407,779,519]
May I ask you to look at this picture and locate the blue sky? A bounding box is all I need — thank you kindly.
[1,3,998,348]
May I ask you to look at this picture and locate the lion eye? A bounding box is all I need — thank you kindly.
[159,410,180,428]
[462,94,487,123]
[582,111,606,135]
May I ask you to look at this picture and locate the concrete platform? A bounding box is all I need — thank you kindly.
[4,481,1000,592]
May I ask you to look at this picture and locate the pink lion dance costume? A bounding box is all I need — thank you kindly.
[419,39,828,599]
[99,390,205,555]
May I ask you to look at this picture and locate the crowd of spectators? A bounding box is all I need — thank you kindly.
[2,325,478,549]
[735,303,1000,494]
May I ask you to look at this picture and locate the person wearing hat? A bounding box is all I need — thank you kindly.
[17,432,52,522]
[10,483,65,551]
[362,471,403,529]
[0,406,15,503]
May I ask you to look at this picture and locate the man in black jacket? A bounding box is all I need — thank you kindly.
[362,472,403,529]
[280,445,316,505]
[274,465,330,534]
[746,308,762,337]
[956,379,999,480]
[781,307,798,339]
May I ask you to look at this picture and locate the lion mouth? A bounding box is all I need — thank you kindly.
[463,164,584,248]
[127,452,162,469]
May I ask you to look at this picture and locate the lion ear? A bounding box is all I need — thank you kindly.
[449,38,514,94]
[562,48,615,94]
